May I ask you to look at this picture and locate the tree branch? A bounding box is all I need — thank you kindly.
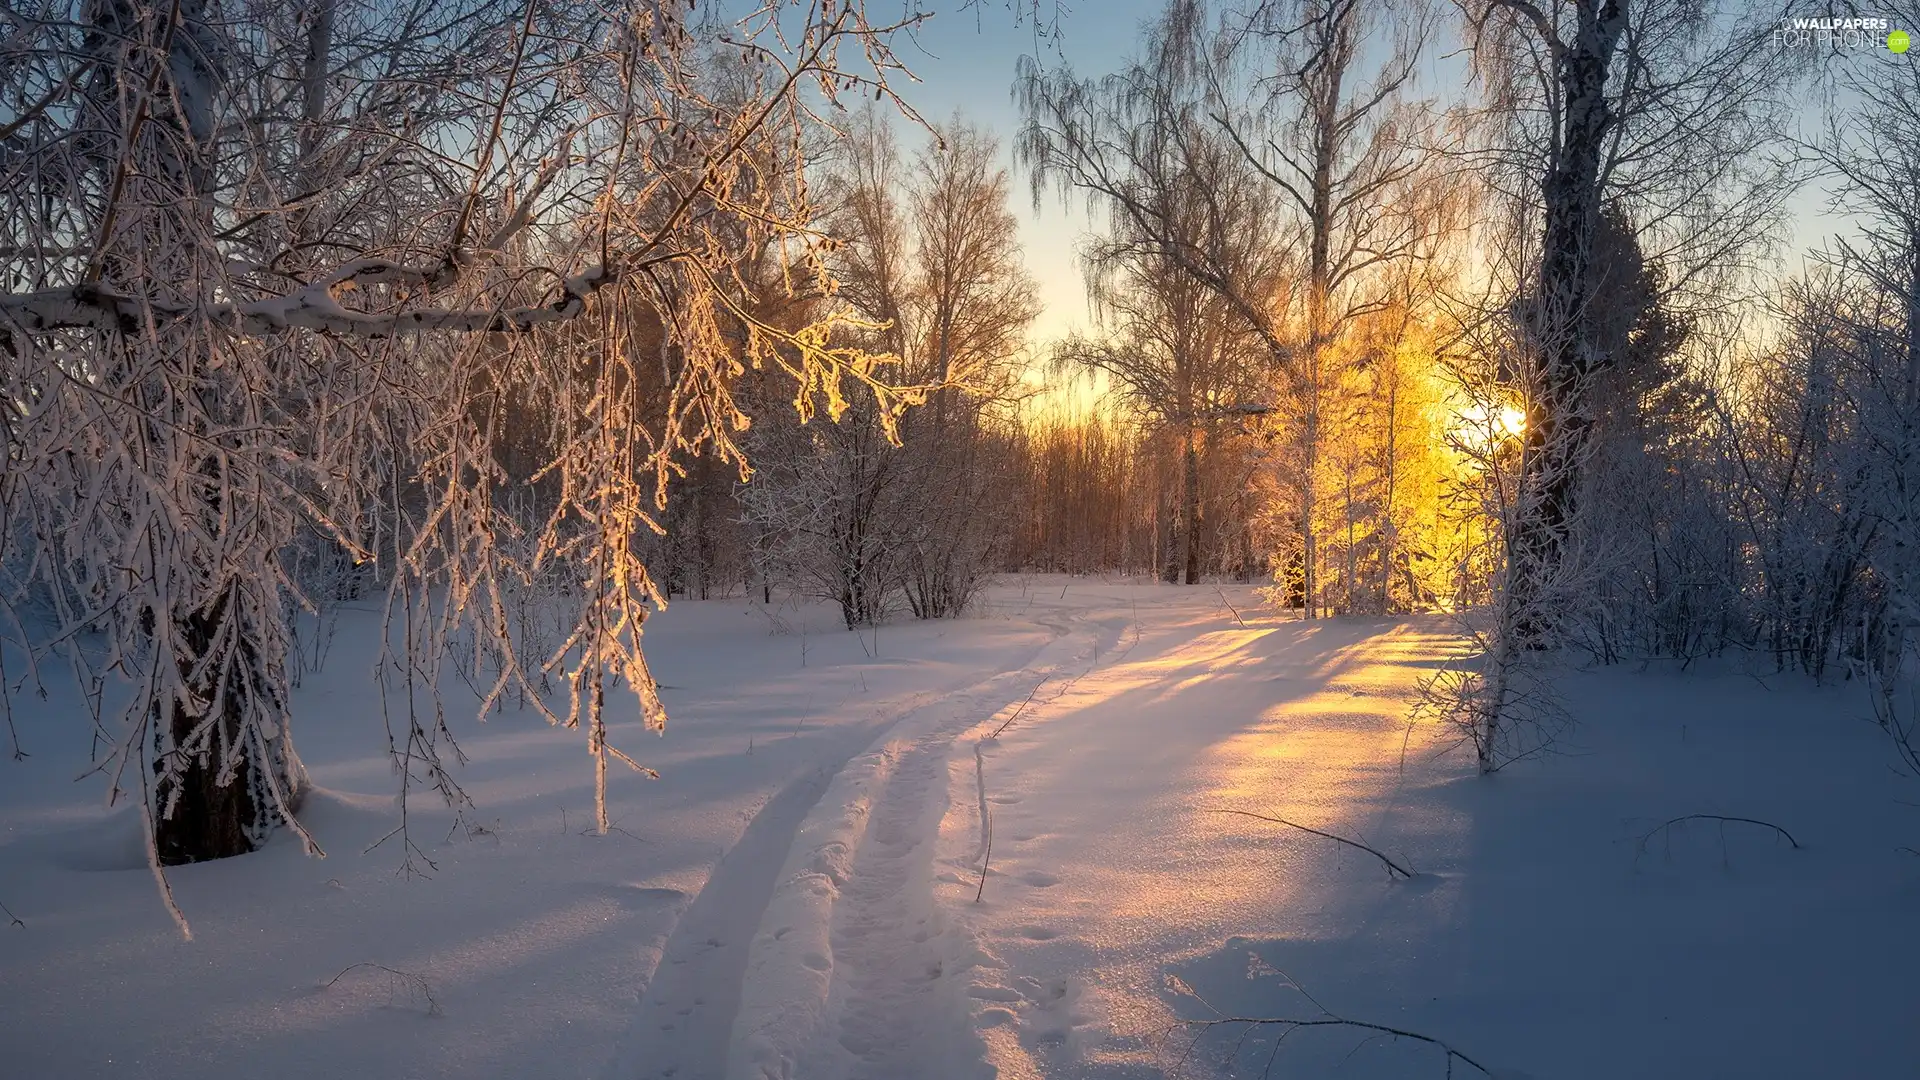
[1202,807,1416,879]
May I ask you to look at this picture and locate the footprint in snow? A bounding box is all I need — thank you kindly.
[839,1033,874,1055]
[1019,870,1059,888]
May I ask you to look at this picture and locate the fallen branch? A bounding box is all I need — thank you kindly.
[581,822,649,842]
[1182,1014,1494,1078]
[1202,808,1416,879]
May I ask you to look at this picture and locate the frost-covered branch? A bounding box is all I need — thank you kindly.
[0,264,620,336]
[0,0,944,934]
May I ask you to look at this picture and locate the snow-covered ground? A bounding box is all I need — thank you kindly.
[3,578,1917,1078]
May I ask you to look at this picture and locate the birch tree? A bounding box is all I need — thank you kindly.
[1452,0,1796,643]
[1018,0,1443,605]
[0,0,933,928]
[743,111,1035,621]
[1206,0,1444,615]
[899,122,1040,616]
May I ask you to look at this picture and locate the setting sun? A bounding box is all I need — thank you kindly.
[1449,401,1528,448]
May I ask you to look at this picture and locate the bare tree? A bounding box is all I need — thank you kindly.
[899,121,1041,616]
[743,111,1036,621]
[1797,26,1920,781]
[1449,0,1797,641]
[1208,0,1445,615]
[1018,0,1444,604]
[1017,4,1281,585]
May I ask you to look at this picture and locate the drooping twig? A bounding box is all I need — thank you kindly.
[1169,974,1493,1078]
[1202,808,1416,879]
[1635,814,1800,865]
[1215,586,1248,628]
[324,963,441,1016]
[976,806,993,904]
[2,898,22,928]
[974,739,993,903]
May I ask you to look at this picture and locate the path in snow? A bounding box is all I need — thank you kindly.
[816,720,978,1079]
[722,614,1128,1080]
[607,610,1107,1080]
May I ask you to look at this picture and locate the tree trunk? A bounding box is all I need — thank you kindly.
[1182,423,1201,585]
[1302,423,1318,617]
[1509,0,1629,639]
[154,596,263,865]
[1300,46,1339,620]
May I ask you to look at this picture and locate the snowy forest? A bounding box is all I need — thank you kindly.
[3,0,1918,1077]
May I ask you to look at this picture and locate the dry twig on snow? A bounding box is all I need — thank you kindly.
[323,963,441,1016]
[1202,808,1416,879]
[1634,814,1800,867]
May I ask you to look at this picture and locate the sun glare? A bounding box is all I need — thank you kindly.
[1449,401,1527,448]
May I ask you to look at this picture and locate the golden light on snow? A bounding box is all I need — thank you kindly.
[977,621,1462,955]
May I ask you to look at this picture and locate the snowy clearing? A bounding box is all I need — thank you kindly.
[3,577,1917,1079]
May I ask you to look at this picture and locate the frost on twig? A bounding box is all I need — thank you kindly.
[0,0,945,933]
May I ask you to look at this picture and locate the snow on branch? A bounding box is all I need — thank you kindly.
[0,263,619,338]
[0,0,948,936]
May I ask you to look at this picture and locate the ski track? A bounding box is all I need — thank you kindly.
[810,713,986,1080]
[608,614,1102,1080]
[600,729,871,1080]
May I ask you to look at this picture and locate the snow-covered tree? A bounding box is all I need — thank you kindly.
[0,0,934,928]
[742,111,1037,624]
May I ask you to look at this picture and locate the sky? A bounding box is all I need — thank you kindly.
[841,1,1897,359]
[875,0,1169,347]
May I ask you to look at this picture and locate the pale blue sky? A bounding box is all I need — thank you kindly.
[848,1,1894,349]
[878,0,1171,345]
